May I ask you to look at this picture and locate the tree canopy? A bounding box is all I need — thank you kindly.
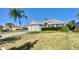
[9,8,28,26]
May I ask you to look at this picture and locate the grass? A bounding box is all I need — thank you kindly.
[0,37,20,45]
[1,31,79,50]
[30,32,79,50]
[0,33,38,50]
[27,31,41,34]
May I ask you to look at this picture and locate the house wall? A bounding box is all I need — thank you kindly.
[27,24,66,31]
[28,25,41,31]
[12,28,16,30]
[48,24,65,27]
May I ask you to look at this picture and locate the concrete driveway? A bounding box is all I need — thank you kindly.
[0,31,27,40]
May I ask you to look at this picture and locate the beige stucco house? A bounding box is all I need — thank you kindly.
[4,25,23,31]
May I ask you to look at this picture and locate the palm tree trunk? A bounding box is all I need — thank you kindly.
[19,19,21,26]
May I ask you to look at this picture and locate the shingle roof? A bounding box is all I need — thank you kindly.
[14,25,23,28]
[28,19,65,26]
[43,19,65,24]
[28,20,44,25]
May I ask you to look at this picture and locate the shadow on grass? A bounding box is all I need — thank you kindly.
[10,40,39,50]
[0,36,22,45]
[28,31,41,34]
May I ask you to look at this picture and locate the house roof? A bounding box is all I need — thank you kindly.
[14,25,23,29]
[43,19,65,24]
[28,19,65,26]
[28,20,44,26]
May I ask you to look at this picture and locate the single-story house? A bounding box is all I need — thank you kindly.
[27,19,66,31]
[4,25,23,31]
[74,22,79,28]
[12,25,23,30]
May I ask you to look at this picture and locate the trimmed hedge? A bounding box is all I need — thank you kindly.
[60,26,70,32]
[41,26,70,32]
[41,27,62,31]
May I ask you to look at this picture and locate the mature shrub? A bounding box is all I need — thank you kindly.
[60,26,70,32]
[1,29,10,32]
[66,20,75,30]
[23,27,28,30]
[67,25,75,30]
[41,27,62,31]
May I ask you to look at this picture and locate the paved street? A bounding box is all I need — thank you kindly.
[0,31,27,40]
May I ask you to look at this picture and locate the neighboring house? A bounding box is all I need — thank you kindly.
[4,25,23,31]
[74,22,79,28]
[27,19,66,31]
[12,25,23,30]
[4,24,15,31]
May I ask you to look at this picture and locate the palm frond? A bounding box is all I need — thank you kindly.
[9,8,28,26]
[22,15,28,19]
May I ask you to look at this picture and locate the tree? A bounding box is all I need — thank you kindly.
[0,25,3,29]
[0,25,3,32]
[9,8,28,26]
[5,23,15,31]
[67,20,75,30]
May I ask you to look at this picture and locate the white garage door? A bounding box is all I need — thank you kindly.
[28,25,41,31]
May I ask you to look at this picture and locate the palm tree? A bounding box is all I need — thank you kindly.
[9,8,28,26]
[5,23,15,31]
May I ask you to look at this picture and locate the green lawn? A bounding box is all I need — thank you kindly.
[31,32,79,50]
[1,31,79,50]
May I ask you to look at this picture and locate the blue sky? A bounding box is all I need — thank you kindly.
[0,8,79,26]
